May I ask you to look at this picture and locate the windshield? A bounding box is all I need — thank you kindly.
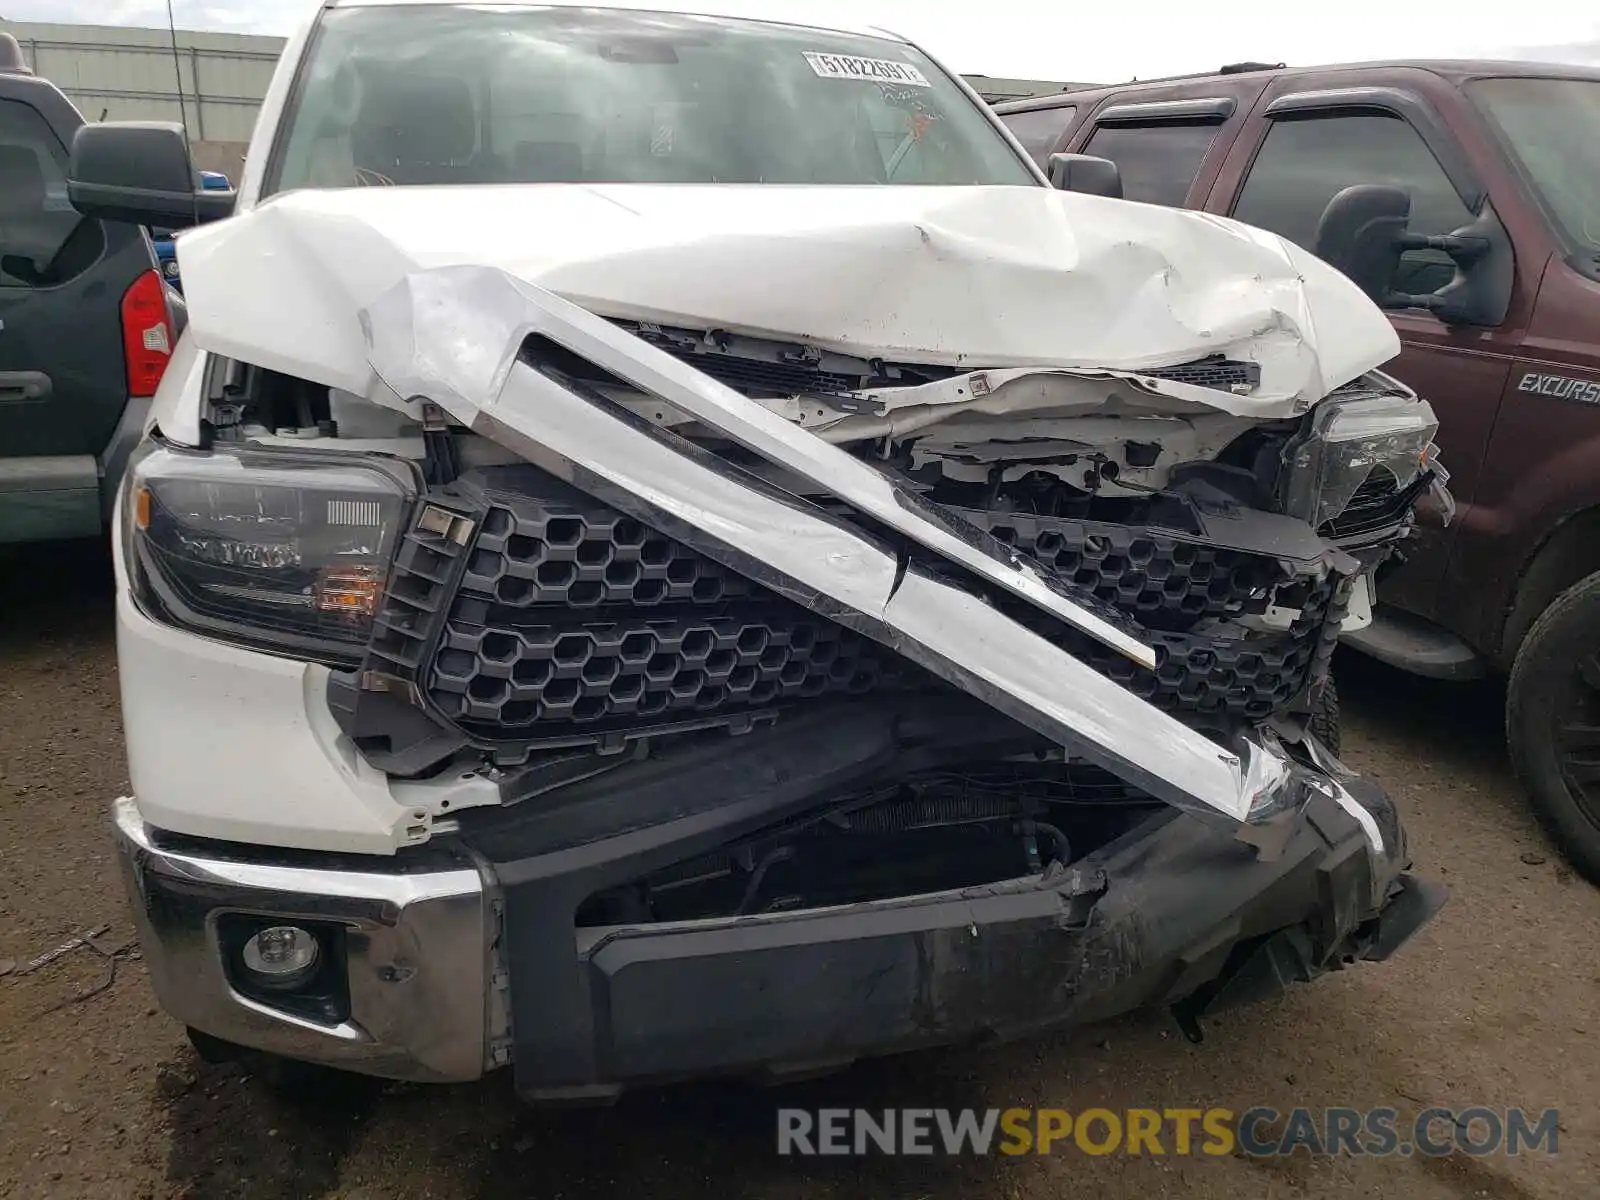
[266,5,1034,193]
[1469,77,1600,252]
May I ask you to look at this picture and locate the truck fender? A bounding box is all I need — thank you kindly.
[1497,504,1600,670]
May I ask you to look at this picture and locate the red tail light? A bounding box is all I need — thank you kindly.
[121,269,174,398]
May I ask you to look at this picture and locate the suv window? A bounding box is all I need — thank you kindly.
[1082,121,1221,207]
[1470,77,1600,255]
[1232,113,1475,294]
[1000,105,1076,167]
[0,98,99,289]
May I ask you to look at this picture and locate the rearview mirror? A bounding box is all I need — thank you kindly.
[68,122,235,228]
[1312,184,1409,307]
[1313,183,1512,326]
[1048,153,1123,199]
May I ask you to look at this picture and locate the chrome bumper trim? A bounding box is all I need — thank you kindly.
[112,797,493,1083]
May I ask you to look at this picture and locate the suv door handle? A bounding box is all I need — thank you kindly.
[0,371,51,403]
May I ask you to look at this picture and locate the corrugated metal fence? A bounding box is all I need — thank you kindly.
[0,20,280,175]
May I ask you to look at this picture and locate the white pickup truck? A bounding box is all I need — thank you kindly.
[70,0,1445,1101]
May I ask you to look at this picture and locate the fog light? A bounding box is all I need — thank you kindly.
[241,925,320,987]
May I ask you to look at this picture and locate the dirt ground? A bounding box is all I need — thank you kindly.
[2,539,1596,1200]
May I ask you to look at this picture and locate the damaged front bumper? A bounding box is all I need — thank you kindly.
[112,725,1444,1096]
[347,265,1326,829]
[115,261,1447,1094]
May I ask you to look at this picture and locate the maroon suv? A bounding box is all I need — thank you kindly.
[998,61,1600,882]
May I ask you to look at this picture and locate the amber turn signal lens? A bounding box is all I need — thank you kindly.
[314,565,382,617]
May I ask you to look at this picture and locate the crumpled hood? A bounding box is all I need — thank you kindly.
[178,183,1399,410]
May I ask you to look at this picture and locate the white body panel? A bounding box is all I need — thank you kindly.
[177,184,1399,416]
[117,593,425,853]
[112,494,499,853]
[120,2,1404,853]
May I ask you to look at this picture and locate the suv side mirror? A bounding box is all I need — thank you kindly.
[1314,183,1512,327]
[1048,153,1122,199]
[1408,205,1514,328]
[1313,184,1409,307]
[68,122,235,228]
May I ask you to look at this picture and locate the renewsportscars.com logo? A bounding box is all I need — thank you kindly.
[776,1107,1560,1158]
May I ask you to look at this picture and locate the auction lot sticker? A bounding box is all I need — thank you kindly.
[803,52,930,87]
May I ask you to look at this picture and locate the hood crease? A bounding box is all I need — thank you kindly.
[179,183,1399,410]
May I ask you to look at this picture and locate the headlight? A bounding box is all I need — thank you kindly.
[125,442,414,662]
[1281,392,1439,532]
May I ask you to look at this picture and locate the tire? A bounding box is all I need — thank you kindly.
[1308,678,1341,756]
[1507,572,1600,886]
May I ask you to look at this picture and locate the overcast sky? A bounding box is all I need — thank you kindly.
[4,0,1598,79]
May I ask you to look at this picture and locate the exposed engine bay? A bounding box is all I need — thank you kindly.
[167,281,1445,888]
[134,184,1450,891]
[574,753,1163,926]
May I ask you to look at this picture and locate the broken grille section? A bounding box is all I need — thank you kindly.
[595,320,1263,403]
[1066,583,1344,721]
[420,468,907,747]
[956,508,1286,632]
[342,465,1344,766]
[919,545,1346,724]
[611,320,896,398]
[1141,355,1262,394]
[630,346,861,398]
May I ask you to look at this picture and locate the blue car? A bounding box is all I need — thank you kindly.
[151,170,231,292]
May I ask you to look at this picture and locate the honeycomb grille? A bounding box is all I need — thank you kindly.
[1106,604,1332,719]
[370,467,1344,760]
[462,495,757,610]
[999,572,1347,722]
[419,469,907,746]
[957,509,1285,632]
[431,610,895,734]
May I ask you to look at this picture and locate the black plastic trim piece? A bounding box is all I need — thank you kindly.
[1096,96,1237,124]
[1262,86,1487,212]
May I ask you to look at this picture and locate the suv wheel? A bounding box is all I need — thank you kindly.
[1507,572,1600,885]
